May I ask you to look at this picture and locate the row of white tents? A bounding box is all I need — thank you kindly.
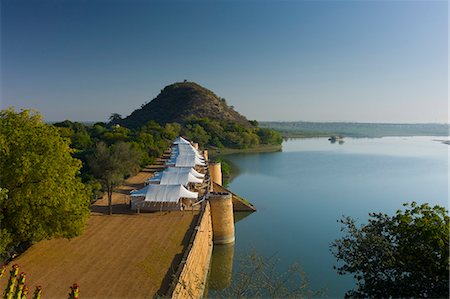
[129,137,205,208]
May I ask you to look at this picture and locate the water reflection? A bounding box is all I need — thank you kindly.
[208,243,235,290]
[213,137,448,297]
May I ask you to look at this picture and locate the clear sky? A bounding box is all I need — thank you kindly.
[1,0,448,123]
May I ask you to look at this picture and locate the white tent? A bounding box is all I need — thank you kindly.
[172,144,203,159]
[167,167,205,178]
[146,168,204,185]
[173,136,191,145]
[176,155,205,167]
[161,167,205,178]
[146,167,204,183]
[147,171,163,183]
[160,171,203,185]
[130,184,198,203]
[170,152,204,163]
[166,154,205,167]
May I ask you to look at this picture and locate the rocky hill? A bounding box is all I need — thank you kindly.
[118,82,251,128]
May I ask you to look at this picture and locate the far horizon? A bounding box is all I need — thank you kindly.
[1,0,448,123]
[45,119,450,126]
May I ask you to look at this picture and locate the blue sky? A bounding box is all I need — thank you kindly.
[1,0,448,123]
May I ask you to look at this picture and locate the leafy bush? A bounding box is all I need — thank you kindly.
[331,202,449,298]
[0,109,90,261]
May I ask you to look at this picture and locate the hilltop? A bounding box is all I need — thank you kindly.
[118,82,251,128]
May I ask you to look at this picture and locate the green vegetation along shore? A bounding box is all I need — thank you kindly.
[261,121,450,138]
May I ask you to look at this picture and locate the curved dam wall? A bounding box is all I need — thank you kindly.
[169,202,213,299]
[168,161,253,298]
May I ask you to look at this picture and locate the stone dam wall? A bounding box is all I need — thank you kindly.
[168,202,213,298]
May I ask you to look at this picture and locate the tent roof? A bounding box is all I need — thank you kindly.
[146,167,204,183]
[166,154,205,167]
[147,171,163,182]
[160,171,203,185]
[173,136,191,145]
[172,144,202,159]
[165,167,205,178]
[130,184,198,202]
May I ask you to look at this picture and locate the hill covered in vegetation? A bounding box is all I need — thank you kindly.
[113,81,282,149]
[117,82,251,128]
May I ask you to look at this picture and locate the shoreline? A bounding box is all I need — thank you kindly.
[208,143,282,157]
[278,132,450,139]
[208,144,282,185]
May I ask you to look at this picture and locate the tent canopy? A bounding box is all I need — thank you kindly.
[130,184,198,202]
[173,136,191,145]
[160,171,203,185]
[167,167,204,178]
[147,167,204,183]
[166,155,205,167]
[172,145,202,159]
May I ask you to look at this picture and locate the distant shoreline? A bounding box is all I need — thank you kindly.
[208,143,282,157]
[261,121,449,139]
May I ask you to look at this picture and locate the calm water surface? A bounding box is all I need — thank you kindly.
[208,136,448,297]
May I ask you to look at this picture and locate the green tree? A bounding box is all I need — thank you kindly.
[0,109,90,260]
[53,120,92,150]
[109,113,123,125]
[184,124,210,145]
[330,202,449,298]
[257,128,283,145]
[88,142,141,215]
[163,123,181,140]
[0,188,12,257]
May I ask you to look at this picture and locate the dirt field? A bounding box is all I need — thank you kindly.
[0,164,199,298]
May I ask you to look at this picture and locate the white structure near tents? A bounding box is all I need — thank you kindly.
[130,184,198,211]
[166,154,205,167]
[160,172,203,185]
[173,136,191,145]
[172,144,203,159]
[147,167,204,184]
[157,171,203,185]
[166,166,204,178]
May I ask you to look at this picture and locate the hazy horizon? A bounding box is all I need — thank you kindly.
[1,0,448,123]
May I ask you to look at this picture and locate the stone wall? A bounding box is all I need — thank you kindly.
[169,202,213,299]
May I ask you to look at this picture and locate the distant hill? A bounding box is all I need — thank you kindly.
[261,121,450,138]
[118,82,251,129]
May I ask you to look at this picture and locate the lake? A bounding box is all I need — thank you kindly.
[207,136,449,297]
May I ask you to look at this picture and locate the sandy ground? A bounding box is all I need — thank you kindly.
[0,163,199,298]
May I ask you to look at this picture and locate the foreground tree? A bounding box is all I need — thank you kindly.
[331,202,449,298]
[0,109,90,260]
[0,188,12,256]
[88,142,141,215]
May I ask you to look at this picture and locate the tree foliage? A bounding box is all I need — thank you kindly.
[330,202,449,298]
[182,117,281,149]
[88,142,141,215]
[0,109,90,261]
[0,188,12,256]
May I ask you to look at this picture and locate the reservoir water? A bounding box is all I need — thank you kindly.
[208,136,448,297]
